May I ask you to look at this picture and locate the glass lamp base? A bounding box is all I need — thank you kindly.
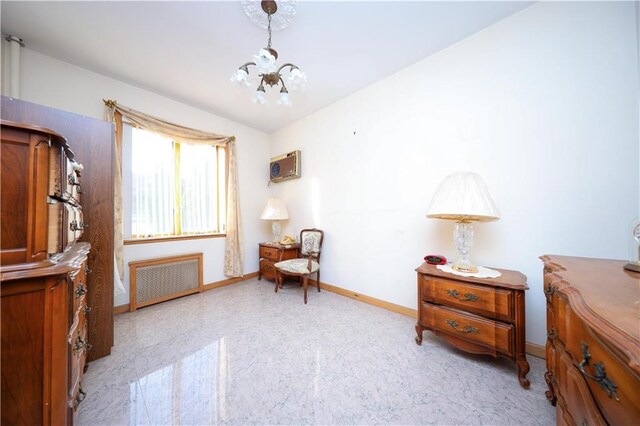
[452,259,479,274]
[453,221,478,273]
[271,220,281,243]
[623,261,640,273]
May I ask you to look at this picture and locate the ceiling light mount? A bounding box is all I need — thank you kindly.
[232,0,306,106]
[261,0,277,15]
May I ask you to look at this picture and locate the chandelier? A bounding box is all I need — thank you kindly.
[231,0,306,106]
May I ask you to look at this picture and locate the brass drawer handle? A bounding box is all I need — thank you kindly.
[75,284,87,298]
[70,220,79,231]
[446,289,479,302]
[84,265,92,275]
[73,336,92,353]
[545,285,557,297]
[547,328,557,340]
[83,306,92,315]
[445,319,479,334]
[579,342,620,401]
[73,336,86,353]
[71,387,86,409]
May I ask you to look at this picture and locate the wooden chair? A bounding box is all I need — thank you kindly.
[274,228,324,304]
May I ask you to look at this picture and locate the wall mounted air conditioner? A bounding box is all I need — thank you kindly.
[270,150,301,183]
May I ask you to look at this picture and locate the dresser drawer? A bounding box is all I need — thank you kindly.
[259,245,280,261]
[420,302,514,356]
[556,351,607,426]
[564,309,640,425]
[421,275,514,322]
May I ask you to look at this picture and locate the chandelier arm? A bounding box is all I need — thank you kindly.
[276,63,299,74]
[240,62,257,69]
[278,75,288,91]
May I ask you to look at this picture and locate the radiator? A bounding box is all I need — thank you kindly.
[128,253,203,311]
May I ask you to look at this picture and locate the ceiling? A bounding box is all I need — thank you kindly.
[1,1,532,133]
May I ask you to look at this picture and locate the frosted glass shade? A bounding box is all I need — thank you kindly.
[260,198,289,220]
[253,48,277,74]
[426,173,500,222]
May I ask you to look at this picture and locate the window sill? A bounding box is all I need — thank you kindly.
[124,233,226,245]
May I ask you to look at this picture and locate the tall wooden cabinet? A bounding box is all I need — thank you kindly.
[1,120,93,423]
[1,95,114,362]
[1,97,114,424]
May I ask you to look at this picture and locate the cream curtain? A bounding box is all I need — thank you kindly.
[104,99,244,279]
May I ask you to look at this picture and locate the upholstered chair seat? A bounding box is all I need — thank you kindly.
[275,258,319,274]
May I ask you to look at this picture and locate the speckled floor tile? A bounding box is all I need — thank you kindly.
[77,279,556,425]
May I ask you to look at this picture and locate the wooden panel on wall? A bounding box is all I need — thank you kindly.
[1,96,115,362]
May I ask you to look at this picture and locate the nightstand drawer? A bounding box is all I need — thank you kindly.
[260,259,275,277]
[420,302,514,356]
[421,276,514,322]
[259,246,280,261]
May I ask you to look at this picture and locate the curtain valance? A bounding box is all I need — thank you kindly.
[103,99,234,146]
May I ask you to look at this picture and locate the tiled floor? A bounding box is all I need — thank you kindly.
[78,279,556,425]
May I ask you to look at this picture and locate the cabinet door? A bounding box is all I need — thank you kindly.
[0,127,50,264]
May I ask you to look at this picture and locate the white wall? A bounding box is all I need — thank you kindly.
[269,2,639,346]
[4,48,272,307]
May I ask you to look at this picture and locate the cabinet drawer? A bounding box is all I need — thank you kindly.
[556,351,607,426]
[65,158,83,204]
[259,246,280,261]
[47,199,64,255]
[420,302,514,356]
[421,276,514,322]
[564,309,640,425]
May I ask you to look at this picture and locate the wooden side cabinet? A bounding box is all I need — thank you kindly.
[415,262,530,388]
[258,242,300,281]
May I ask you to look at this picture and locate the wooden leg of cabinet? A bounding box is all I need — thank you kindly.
[544,369,557,406]
[415,322,424,345]
[517,355,531,389]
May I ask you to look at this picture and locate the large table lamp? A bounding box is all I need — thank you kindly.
[261,198,289,243]
[426,172,500,273]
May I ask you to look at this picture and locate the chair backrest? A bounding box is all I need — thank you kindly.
[300,228,324,261]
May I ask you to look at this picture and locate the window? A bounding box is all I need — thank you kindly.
[130,128,226,238]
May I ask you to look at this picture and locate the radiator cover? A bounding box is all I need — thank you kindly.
[129,253,203,311]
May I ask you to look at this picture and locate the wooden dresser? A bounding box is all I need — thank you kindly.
[415,263,530,388]
[541,255,640,425]
[1,121,91,424]
[258,242,300,281]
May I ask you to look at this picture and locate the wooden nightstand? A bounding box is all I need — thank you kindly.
[415,262,530,388]
[258,242,300,281]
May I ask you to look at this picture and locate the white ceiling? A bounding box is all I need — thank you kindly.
[1,1,532,133]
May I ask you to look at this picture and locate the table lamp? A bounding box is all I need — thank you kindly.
[426,172,500,273]
[261,198,289,243]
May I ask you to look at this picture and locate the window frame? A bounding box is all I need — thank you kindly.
[125,126,228,243]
